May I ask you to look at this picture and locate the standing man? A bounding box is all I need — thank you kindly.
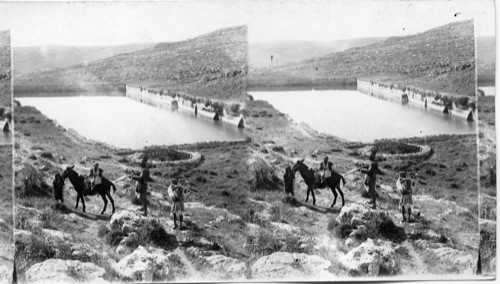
[130,157,153,216]
[359,151,384,209]
[168,178,188,230]
[398,170,416,223]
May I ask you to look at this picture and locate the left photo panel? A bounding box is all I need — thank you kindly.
[0,30,14,284]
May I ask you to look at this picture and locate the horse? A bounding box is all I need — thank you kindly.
[61,165,117,214]
[291,159,346,207]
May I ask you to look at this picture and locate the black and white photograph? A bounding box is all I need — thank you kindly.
[0,0,495,282]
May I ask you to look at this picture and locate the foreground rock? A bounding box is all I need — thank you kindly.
[113,246,186,282]
[107,210,177,254]
[251,252,335,280]
[25,259,106,283]
[336,203,405,243]
[185,247,245,280]
[341,238,400,276]
[14,162,50,197]
[414,239,475,274]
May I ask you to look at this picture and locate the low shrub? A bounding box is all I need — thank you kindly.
[212,101,225,116]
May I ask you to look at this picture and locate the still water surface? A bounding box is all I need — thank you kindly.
[478,86,495,97]
[18,96,245,149]
[250,90,476,142]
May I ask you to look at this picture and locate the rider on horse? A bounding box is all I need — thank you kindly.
[89,162,104,193]
[319,156,334,185]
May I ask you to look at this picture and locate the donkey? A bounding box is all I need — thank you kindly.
[291,159,346,208]
[61,165,117,214]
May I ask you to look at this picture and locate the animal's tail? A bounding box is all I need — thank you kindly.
[341,176,346,186]
[111,182,117,193]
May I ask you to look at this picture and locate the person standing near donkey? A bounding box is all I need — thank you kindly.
[359,151,384,209]
[283,166,295,196]
[129,157,154,216]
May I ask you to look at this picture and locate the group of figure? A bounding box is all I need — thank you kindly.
[283,150,417,223]
[54,156,192,230]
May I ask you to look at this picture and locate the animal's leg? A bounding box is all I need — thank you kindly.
[310,186,316,206]
[75,195,79,209]
[305,187,310,203]
[337,184,345,207]
[100,194,108,215]
[81,194,86,212]
[106,191,115,214]
[331,188,338,208]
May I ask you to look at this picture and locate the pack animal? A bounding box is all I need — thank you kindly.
[291,159,346,207]
[61,165,117,214]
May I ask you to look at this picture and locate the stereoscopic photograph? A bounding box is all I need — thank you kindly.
[0,0,494,282]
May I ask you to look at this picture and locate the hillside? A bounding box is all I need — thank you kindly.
[13,99,480,282]
[13,43,155,75]
[14,26,248,101]
[477,36,495,84]
[250,20,475,96]
[249,38,385,69]
[0,31,12,107]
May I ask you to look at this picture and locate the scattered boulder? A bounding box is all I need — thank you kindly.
[341,238,400,276]
[113,246,185,282]
[414,239,475,274]
[185,247,245,280]
[251,252,335,280]
[14,163,51,197]
[335,203,400,241]
[25,259,106,283]
[107,210,177,251]
[247,156,281,190]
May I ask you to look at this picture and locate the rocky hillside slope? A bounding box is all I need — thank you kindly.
[477,36,495,84]
[249,38,385,69]
[0,31,11,107]
[13,43,155,75]
[250,20,475,96]
[13,100,480,282]
[14,26,247,101]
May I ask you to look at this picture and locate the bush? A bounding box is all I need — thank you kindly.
[454,97,469,110]
[105,227,127,246]
[226,103,241,116]
[441,95,453,109]
[212,101,225,116]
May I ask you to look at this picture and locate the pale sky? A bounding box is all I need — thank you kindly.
[0,0,495,47]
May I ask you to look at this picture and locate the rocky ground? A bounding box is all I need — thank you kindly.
[477,94,496,276]
[12,95,481,282]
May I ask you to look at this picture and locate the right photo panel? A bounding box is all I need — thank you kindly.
[476,3,496,277]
